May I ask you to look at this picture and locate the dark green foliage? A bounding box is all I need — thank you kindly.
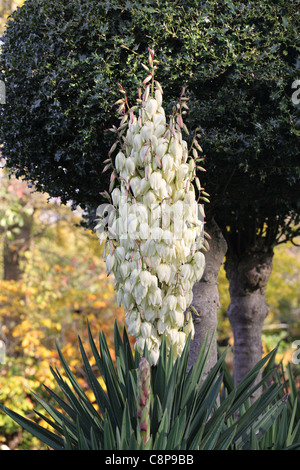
[0,0,299,242]
[1,321,299,450]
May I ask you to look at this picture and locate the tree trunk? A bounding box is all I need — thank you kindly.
[225,250,273,400]
[188,218,228,375]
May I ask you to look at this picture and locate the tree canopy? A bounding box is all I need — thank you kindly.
[0,0,299,243]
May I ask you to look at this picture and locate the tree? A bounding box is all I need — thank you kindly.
[0,0,299,387]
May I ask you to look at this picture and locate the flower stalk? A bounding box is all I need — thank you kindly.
[96,49,208,365]
[137,357,151,445]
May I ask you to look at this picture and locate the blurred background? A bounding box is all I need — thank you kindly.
[0,0,299,450]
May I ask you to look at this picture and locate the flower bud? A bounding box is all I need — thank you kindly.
[155,89,163,107]
[111,187,120,207]
[176,163,189,181]
[130,176,141,197]
[157,263,171,284]
[141,122,154,141]
[145,98,158,118]
[106,253,115,274]
[125,157,135,175]
[162,153,174,172]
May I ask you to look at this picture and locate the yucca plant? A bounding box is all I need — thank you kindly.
[252,362,300,450]
[1,321,299,450]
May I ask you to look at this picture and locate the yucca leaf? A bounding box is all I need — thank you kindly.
[218,345,234,393]
[274,405,288,449]
[0,404,64,450]
[76,418,91,450]
[262,346,278,380]
[232,349,278,405]
[240,398,286,450]
[114,321,127,387]
[226,365,279,419]
[249,427,260,450]
[191,348,227,413]
[153,336,169,402]
[120,401,133,446]
[100,350,124,428]
[126,369,138,422]
[87,321,106,377]
[55,342,102,428]
[168,338,191,422]
[49,363,102,433]
[128,430,139,450]
[30,390,80,441]
[257,400,287,445]
[42,382,80,423]
[187,374,224,445]
[206,390,237,448]
[199,415,225,450]
[151,394,163,437]
[232,384,284,449]
[33,408,66,438]
[176,408,189,450]
[114,320,124,355]
[284,442,300,450]
[161,361,178,426]
[165,415,179,450]
[166,408,187,450]
[99,330,119,381]
[187,411,208,450]
[217,425,237,450]
[183,333,223,415]
[286,399,300,446]
[287,363,300,420]
[140,435,153,450]
[122,325,135,370]
[182,331,212,400]
[134,343,142,368]
[90,426,100,450]
[62,422,75,450]
[207,387,237,427]
[117,433,133,451]
[103,412,117,450]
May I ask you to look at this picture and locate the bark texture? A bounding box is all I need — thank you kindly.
[225,250,273,400]
[187,218,227,375]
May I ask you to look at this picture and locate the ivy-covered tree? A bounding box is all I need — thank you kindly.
[0,0,299,389]
[0,1,23,35]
